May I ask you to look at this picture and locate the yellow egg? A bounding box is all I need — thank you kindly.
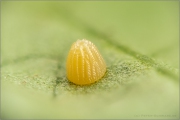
[66,39,106,85]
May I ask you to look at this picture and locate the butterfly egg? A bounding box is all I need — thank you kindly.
[66,39,106,85]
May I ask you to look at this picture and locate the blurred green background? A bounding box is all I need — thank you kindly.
[1,1,179,119]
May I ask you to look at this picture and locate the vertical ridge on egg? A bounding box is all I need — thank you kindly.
[66,39,106,85]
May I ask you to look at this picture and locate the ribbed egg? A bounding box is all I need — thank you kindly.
[66,39,106,85]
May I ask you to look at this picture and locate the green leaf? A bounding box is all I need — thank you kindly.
[1,1,179,119]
